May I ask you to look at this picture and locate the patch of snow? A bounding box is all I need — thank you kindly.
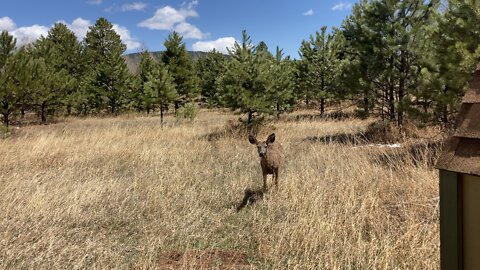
[354,143,402,149]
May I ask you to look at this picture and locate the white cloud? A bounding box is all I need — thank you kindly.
[0,17,16,31]
[138,1,206,39]
[112,24,142,51]
[332,2,352,11]
[122,2,147,11]
[3,17,140,51]
[107,2,147,12]
[138,6,197,30]
[11,25,49,47]
[61,18,91,40]
[303,9,314,16]
[87,0,102,5]
[104,5,116,12]
[174,22,207,39]
[182,0,198,10]
[62,18,141,51]
[192,37,236,54]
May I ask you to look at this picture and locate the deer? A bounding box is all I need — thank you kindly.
[248,133,284,191]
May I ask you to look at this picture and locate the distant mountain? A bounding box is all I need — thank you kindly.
[123,51,228,74]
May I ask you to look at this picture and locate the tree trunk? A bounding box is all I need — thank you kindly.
[320,72,325,116]
[397,50,407,127]
[320,98,325,116]
[111,102,116,115]
[247,111,253,126]
[398,80,404,127]
[389,56,395,121]
[363,90,370,117]
[2,100,10,127]
[41,101,47,123]
[174,101,180,114]
[441,106,449,128]
[381,89,386,121]
[160,103,164,124]
[2,113,8,127]
[388,83,395,121]
[441,86,451,127]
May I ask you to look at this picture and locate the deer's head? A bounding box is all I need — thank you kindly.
[249,133,276,158]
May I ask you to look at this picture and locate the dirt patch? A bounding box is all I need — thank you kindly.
[157,250,251,269]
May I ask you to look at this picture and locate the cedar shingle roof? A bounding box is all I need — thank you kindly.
[436,70,480,176]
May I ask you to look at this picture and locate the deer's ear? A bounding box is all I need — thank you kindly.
[266,133,275,144]
[248,135,257,144]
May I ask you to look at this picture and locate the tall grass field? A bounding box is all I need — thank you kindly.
[0,110,440,269]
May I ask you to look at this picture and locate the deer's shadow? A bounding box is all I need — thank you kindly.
[236,187,265,212]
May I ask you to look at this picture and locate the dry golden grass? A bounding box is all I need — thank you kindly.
[0,110,440,269]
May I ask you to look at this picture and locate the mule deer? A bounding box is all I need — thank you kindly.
[249,133,284,191]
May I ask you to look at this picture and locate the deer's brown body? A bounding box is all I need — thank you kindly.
[249,133,284,191]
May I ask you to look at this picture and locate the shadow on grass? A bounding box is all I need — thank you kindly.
[305,133,364,145]
[287,110,357,122]
[236,187,265,212]
[304,121,403,145]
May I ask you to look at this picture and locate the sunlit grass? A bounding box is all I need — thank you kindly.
[0,110,439,269]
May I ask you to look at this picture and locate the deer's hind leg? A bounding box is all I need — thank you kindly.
[273,168,279,189]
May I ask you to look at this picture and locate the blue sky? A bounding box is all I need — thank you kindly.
[0,0,357,58]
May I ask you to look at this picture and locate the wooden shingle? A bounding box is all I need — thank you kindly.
[436,69,480,177]
[463,70,480,104]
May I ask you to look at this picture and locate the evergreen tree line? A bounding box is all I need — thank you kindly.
[0,0,479,128]
[295,0,480,127]
[0,18,197,126]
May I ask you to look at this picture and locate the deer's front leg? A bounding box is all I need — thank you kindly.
[273,168,279,189]
[262,172,267,192]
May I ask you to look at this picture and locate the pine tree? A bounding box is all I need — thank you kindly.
[310,26,342,115]
[135,50,157,113]
[83,17,130,114]
[416,0,480,126]
[195,50,227,106]
[0,31,15,70]
[161,32,198,110]
[32,23,82,121]
[0,31,17,126]
[295,27,343,115]
[45,23,83,115]
[0,46,44,125]
[219,30,274,126]
[144,62,177,123]
[271,47,295,118]
[341,0,438,125]
[295,40,315,106]
[31,57,69,123]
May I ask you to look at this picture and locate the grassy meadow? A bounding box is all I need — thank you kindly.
[0,110,441,269]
